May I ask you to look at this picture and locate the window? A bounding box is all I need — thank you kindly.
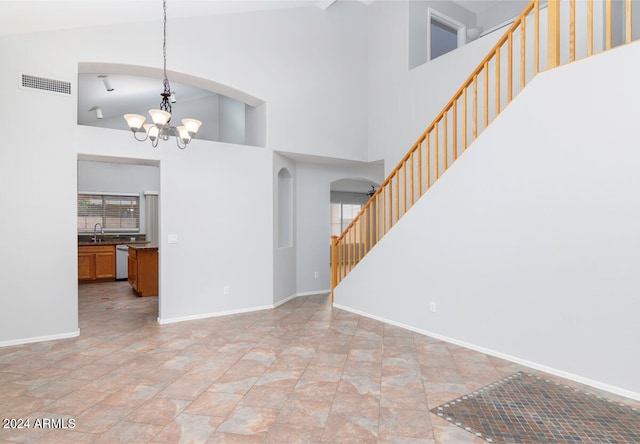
[331,203,362,238]
[427,8,466,61]
[78,193,140,233]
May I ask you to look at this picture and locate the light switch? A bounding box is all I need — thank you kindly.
[167,234,178,244]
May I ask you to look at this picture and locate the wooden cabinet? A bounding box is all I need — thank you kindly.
[128,246,158,297]
[78,245,116,282]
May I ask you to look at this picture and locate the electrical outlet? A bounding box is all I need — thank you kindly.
[314,271,319,278]
[430,301,436,313]
[223,286,230,295]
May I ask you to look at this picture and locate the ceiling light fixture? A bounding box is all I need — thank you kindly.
[89,105,103,119]
[123,0,202,150]
[98,74,114,92]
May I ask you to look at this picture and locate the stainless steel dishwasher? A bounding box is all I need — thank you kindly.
[115,245,129,280]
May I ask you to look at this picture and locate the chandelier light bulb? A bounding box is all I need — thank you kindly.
[124,114,146,130]
[144,124,159,141]
[177,126,191,144]
[182,118,203,135]
[149,109,171,126]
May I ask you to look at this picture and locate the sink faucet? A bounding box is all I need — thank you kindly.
[93,223,104,242]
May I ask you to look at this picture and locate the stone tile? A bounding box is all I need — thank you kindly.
[337,373,381,396]
[263,422,324,444]
[126,397,190,426]
[379,406,434,439]
[73,404,133,434]
[35,429,97,444]
[254,368,303,389]
[184,391,243,417]
[156,377,212,401]
[91,421,163,444]
[151,412,222,443]
[1,281,636,444]
[216,406,279,435]
[380,386,429,411]
[290,380,338,402]
[322,413,378,443]
[239,385,291,409]
[45,389,109,416]
[100,383,160,408]
[275,399,332,428]
[207,375,259,395]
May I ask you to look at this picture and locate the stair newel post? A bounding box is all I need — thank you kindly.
[331,235,339,303]
[548,0,561,68]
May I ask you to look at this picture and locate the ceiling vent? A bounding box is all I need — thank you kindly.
[20,73,72,96]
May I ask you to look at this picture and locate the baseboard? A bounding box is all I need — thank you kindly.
[158,304,274,325]
[334,303,640,402]
[294,289,331,297]
[273,293,297,308]
[159,291,332,325]
[0,329,80,348]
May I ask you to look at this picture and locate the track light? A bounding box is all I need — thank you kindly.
[98,74,114,92]
[89,106,103,119]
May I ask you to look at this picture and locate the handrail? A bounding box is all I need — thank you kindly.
[331,0,635,301]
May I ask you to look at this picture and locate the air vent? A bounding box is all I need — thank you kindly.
[20,73,72,96]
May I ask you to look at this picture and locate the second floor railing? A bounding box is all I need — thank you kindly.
[331,0,636,299]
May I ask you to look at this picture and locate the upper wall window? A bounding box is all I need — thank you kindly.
[427,8,466,62]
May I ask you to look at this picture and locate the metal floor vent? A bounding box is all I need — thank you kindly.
[20,73,71,96]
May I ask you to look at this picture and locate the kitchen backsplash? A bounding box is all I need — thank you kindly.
[78,234,146,243]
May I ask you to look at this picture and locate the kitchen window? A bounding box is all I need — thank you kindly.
[78,192,140,233]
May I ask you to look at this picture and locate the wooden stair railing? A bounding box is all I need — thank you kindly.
[331,0,636,301]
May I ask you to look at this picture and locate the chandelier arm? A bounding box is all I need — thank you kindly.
[176,137,188,150]
[132,130,149,142]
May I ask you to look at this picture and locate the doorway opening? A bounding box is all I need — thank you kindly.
[77,154,160,331]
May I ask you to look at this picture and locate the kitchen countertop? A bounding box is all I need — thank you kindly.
[127,244,159,250]
[78,240,151,246]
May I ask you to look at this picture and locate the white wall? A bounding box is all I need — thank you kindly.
[158,142,274,321]
[273,154,297,305]
[0,2,369,343]
[77,160,160,235]
[174,2,369,161]
[368,0,504,172]
[477,0,529,33]
[296,161,383,294]
[336,41,640,399]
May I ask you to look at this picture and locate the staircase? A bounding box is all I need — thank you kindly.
[331,0,636,300]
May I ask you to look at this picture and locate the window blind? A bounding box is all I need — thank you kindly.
[78,193,140,233]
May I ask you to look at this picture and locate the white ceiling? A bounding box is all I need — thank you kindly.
[0,0,318,37]
[0,1,522,37]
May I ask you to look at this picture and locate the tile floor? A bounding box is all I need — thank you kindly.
[0,281,637,443]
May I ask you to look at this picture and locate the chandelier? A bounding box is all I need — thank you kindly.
[123,0,202,149]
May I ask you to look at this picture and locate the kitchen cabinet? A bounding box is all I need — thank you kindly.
[78,245,116,282]
[128,246,158,297]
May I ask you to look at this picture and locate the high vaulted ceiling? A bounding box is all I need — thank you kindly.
[0,1,524,37]
[0,0,377,36]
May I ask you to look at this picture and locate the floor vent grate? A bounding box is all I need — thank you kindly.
[20,73,71,96]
